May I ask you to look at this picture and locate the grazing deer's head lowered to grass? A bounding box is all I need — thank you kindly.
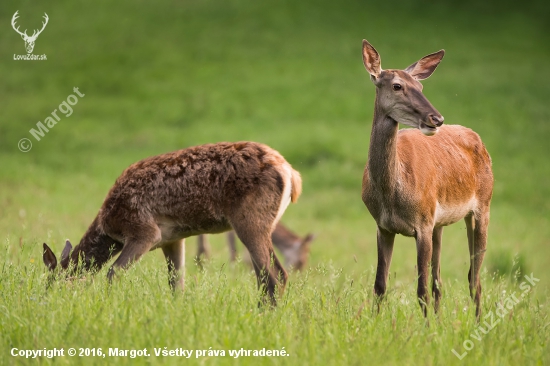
[361,39,493,319]
[43,142,302,305]
[270,223,315,271]
[196,222,315,271]
[11,11,49,54]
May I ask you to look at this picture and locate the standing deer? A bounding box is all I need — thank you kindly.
[43,142,302,304]
[361,40,493,318]
[11,11,49,54]
[196,222,315,271]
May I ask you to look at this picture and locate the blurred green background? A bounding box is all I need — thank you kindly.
[1,0,549,293]
[1,0,550,364]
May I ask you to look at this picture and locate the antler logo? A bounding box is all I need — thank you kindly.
[11,11,49,54]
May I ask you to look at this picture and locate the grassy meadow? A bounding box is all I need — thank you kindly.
[1,0,549,364]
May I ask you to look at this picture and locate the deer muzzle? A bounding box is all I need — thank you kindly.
[429,114,444,127]
[420,114,444,136]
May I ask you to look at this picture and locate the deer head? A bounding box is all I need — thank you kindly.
[12,11,49,54]
[281,233,315,271]
[362,39,445,136]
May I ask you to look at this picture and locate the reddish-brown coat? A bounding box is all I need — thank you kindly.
[361,39,493,318]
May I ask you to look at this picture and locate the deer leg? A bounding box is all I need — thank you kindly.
[431,226,443,313]
[227,231,238,262]
[195,234,210,269]
[226,179,289,305]
[374,226,395,312]
[196,234,210,259]
[232,224,287,306]
[416,229,433,317]
[162,239,186,291]
[107,225,160,282]
[467,212,488,319]
[465,214,475,295]
[247,235,287,306]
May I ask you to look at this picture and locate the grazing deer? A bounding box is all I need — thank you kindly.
[42,142,302,304]
[270,223,315,271]
[196,222,315,271]
[11,11,49,54]
[361,40,493,318]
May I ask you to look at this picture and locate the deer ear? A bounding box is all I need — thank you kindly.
[405,50,445,80]
[303,233,316,244]
[61,240,72,262]
[362,40,381,79]
[43,243,57,271]
[300,233,316,256]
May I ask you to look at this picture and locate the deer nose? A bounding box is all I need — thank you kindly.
[429,114,444,127]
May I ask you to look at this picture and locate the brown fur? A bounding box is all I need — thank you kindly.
[196,222,315,271]
[43,141,302,304]
[361,40,493,318]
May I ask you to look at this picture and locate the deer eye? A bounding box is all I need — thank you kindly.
[392,84,402,91]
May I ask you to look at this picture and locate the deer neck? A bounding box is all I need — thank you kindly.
[367,101,401,194]
[66,216,121,270]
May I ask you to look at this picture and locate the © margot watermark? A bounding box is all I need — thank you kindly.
[11,11,48,60]
[18,87,85,152]
[451,273,540,360]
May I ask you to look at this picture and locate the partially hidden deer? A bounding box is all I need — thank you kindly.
[42,141,302,304]
[196,222,315,271]
[361,40,493,318]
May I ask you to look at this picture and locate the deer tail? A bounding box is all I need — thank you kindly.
[290,168,302,203]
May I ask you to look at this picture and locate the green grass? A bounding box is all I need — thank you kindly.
[1,0,549,364]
